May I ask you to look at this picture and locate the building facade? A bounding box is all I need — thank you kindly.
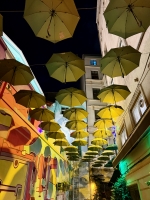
[97,0,150,199]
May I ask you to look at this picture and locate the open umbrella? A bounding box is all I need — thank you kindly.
[81,159,92,162]
[46,130,65,139]
[24,0,80,43]
[72,139,87,146]
[92,163,102,168]
[56,87,87,107]
[101,46,141,78]
[102,150,114,156]
[88,145,102,151]
[14,90,46,108]
[46,52,85,83]
[53,139,69,146]
[39,121,60,131]
[94,119,113,129]
[98,156,109,161]
[93,129,112,138]
[94,160,106,164]
[29,108,54,121]
[0,59,34,85]
[64,146,78,152]
[97,85,131,104]
[84,155,96,159]
[104,0,150,39]
[86,151,98,155]
[91,138,108,146]
[66,152,79,156]
[97,105,124,119]
[63,107,88,120]
[105,144,118,151]
[66,120,87,131]
[70,130,89,139]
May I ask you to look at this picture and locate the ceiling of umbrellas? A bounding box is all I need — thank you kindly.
[0,0,150,168]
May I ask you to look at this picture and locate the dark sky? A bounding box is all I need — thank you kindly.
[0,0,100,94]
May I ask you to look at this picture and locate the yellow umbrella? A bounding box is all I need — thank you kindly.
[46,130,65,139]
[94,160,106,164]
[14,90,46,108]
[56,87,87,107]
[93,129,112,138]
[102,150,114,156]
[29,108,54,121]
[53,139,69,146]
[81,159,92,162]
[86,151,98,155]
[97,105,124,119]
[72,139,87,146]
[66,152,79,156]
[0,59,34,85]
[64,146,78,152]
[70,130,89,138]
[84,155,95,159]
[46,52,85,83]
[91,138,108,146]
[97,84,131,104]
[88,145,102,151]
[39,121,60,131]
[66,120,87,131]
[24,0,80,43]
[94,119,113,129]
[92,163,103,168]
[63,107,88,120]
[98,156,109,161]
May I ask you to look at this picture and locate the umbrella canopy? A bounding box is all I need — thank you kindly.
[93,129,112,138]
[0,59,34,85]
[91,138,108,146]
[66,152,79,156]
[84,155,96,159]
[97,84,131,104]
[92,163,102,168]
[46,130,65,139]
[56,87,87,107]
[46,52,85,83]
[88,145,102,151]
[97,105,124,119]
[94,160,106,164]
[101,46,141,78]
[14,90,46,108]
[72,139,87,146]
[94,119,113,129]
[66,120,87,131]
[70,130,89,139]
[53,139,69,146]
[39,121,60,131]
[105,144,118,151]
[64,146,78,152]
[24,0,80,43]
[68,158,79,161]
[98,156,109,161]
[81,159,92,162]
[86,151,98,155]
[104,0,150,39]
[102,150,114,156]
[63,107,88,120]
[29,108,54,121]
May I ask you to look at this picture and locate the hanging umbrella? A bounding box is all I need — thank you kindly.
[94,119,113,129]
[84,155,96,159]
[64,146,78,152]
[97,105,124,119]
[88,145,102,151]
[66,152,79,156]
[46,130,65,139]
[39,121,60,131]
[66,120,87,131]
[98,156,109,161]
[102,150,114,156]
[14,90,46,108]
[24,0,80,43]
[92,163,102,168]
[72,139,87,146]
[97,85,131,104]
[93,129,112,138]
[70,130,89,138]
[56,87,87,107]
[46,52,85,83]
[63,107,88,120]
[85,151,98,155]
[68,158,79,161]
[94,160,106,164]
[29,108,54,121]
[81,159,92,162]
[101,46,141,78]
[67,155,79,158]
[0,59,34,85]
[104,0,150,39]
[91,138,108,146]
[53,139,69,146]
[105,144,118,151]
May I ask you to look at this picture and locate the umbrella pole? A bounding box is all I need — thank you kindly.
[117,58,124,78]
[109,107,114,125]
[112,89,116,105]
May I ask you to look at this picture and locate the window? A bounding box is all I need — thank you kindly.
[120,127,127,146]
[128,184,141,200]
[90,60,97,66]
[91,71,99,79]
[95,110,100,121]
[131,94,147,124]
[93,88,100,99]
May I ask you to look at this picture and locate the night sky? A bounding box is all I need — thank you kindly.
[0,0,101,94]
